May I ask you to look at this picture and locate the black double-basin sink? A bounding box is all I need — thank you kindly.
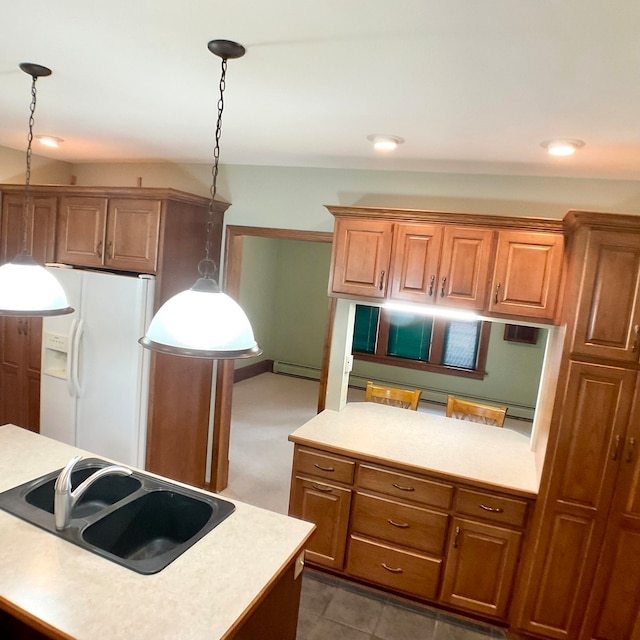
[0,458,235,574]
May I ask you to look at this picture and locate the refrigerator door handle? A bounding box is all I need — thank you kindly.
[72,319,85,398]
[66,318,78,397]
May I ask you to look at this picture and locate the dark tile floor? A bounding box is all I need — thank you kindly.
[297,569,508,640]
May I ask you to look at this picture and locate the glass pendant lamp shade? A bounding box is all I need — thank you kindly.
[0,253,73,316]
[139,277,261,358]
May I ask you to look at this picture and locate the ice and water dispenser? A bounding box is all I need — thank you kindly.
[42,332,70,380]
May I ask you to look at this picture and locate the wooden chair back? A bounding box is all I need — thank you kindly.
[365,381,422,411]
[445,395,508,427]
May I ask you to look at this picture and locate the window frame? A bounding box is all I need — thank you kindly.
[353,306,490,380]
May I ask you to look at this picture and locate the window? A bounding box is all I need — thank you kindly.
[352,304,490,379]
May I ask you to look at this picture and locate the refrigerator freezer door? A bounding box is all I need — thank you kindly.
[74,270,154,467]
[40,268,82,446]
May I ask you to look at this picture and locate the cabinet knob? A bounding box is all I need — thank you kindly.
[612,434,622,461]
[627,437,636,464]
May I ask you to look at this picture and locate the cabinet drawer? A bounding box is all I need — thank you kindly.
[347,534,442,600]
[352,492,449,556]
[455,488,529,528]
[295,448,355,485]
[357,464,453,510]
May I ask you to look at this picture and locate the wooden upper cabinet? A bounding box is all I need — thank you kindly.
[57,196,160,273]
[56,197,108,267]
[571,229,640,364]
[1,193,57,264]
[390,224,493,310]
[488,230,564,321]
[330,218,393,298]
[438,226,494,309]
[106,199,161,272]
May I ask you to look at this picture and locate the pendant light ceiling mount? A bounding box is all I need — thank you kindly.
[139,40,261,360]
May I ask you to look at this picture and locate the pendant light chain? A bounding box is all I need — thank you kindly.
[201,56,228,279]
[21,74,38,255]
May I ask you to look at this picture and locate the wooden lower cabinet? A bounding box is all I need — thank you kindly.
[289,475,352,570]
[288,444,533,624]
[440,517,522,619]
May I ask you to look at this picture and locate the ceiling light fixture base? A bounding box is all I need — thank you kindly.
[19,63,52,78]
[541,138,585,156]
[207,40,246,60]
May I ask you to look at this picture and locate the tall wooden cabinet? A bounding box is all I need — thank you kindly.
[0,185,227,489]
[0,193,57,431]
[511,212,640,640]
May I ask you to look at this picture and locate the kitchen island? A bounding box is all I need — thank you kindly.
[0,425,314,640]
[288,402,538,623]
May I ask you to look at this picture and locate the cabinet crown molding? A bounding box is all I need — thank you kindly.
[325,205,564,234]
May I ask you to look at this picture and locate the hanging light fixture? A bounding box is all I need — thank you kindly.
[0,63,73,317]
[139,40,261,359]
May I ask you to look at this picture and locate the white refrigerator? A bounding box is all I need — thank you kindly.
[40,265,155,468]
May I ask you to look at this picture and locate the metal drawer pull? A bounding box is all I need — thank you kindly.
[453,525,461,549]
[96,240,103,258]
[381,563,403,574]
[627,437,636,464]
[428,275,435,296]
[387,519,410,529]
[392,482,415,492]
[633,325,640,353]
[378,270,385,290]
[310,483,332,493]
[313,463,335,472]
[480,503,504,513]
[494,282,501,304]
[440,276,447,297]
[612,434,622,461]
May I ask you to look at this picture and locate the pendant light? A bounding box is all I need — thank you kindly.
[139,40,261,359]
[0,63,73,317]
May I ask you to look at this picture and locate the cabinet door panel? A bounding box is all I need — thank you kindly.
[572,230,640,363]
[1,194,56,264]
[290,476,351,570]
[440,517,522,619]
[489,230,564,320]
[525,511,596,639]
[438,227,494,309]
[106,199,160,272]
[389,224,442,303]
[551,362,635,509]
[57,197,108,267]
[330,219,392,298]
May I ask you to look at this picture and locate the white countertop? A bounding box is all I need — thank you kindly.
[289,403,539,497]
[0,425,314,639]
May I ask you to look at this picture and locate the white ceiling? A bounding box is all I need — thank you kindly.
[1,0,639,180]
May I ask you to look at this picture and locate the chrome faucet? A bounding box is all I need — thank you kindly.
[54,455,133,530]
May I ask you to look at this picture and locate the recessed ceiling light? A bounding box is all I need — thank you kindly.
[36,135,63,148]
[367,134,405,152]
[541,139,585,156]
